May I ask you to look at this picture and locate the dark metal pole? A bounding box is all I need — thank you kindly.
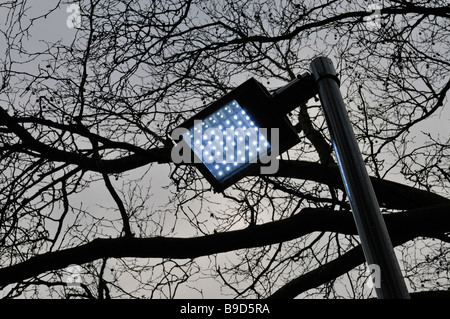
[310,57,410,299]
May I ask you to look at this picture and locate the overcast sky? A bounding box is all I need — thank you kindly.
[1,0,448,299]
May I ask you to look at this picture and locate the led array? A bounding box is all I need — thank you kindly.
[182,100,271,181]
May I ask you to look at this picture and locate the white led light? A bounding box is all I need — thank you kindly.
[186,99,272,183]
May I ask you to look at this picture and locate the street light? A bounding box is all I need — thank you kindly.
[171,74,314,192]
[309,57,410,299]
[171,57,410,299]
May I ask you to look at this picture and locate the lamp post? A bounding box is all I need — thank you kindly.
[171,57,410,298]
[310,56,410,299]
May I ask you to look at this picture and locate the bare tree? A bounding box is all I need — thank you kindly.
[0,0,449,299]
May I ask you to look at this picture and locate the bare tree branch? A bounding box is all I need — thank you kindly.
[1,203,448,289]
